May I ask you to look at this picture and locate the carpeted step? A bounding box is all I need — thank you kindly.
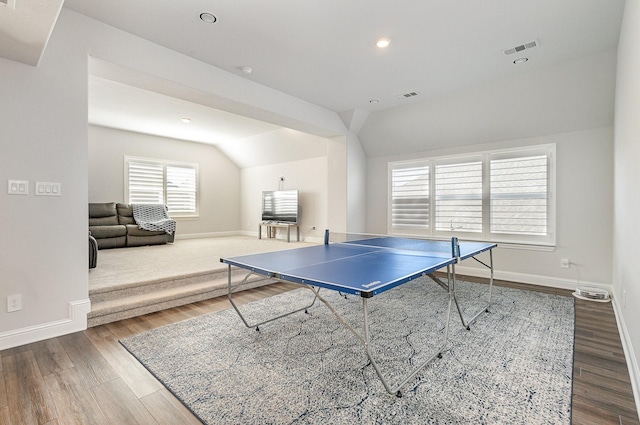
[87,272,276,327]
[90,268,259,304]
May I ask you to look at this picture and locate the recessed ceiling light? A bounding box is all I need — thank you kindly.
[181,117,191,123]
[239,66,253,75]
[199,12,217,24]
[513,57,529,64]
[375,38,391,48]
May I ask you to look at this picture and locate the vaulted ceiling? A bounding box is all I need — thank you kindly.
[1,0,626,161]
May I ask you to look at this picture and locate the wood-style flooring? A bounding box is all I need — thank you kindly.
[0,279,638,424]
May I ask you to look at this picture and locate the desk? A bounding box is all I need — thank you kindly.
[258,221,299,242]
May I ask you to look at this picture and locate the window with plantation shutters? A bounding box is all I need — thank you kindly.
[388,144,555,246]
[125,157,199,217]
[490,155,548,236]
[166,165,197,214]
[127,159,164,204]
[390,163,429,231]
[435,160,482,233]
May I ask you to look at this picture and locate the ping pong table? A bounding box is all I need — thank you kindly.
[220,231,497,397]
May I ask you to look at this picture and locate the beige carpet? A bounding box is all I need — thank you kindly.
[89,235,317,292]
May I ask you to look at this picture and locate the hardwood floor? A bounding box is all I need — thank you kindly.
[0,279,638,424]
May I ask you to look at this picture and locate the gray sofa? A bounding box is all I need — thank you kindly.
[89,202,175,249]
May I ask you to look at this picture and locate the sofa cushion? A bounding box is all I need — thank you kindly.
[95,236,127,250]
[127,233,168,247]
[125,224,167,237]
[89,202,118,226]
[116,203,136,225]
[89,225,127,239]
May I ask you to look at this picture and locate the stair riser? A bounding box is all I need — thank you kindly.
[90,268,267,303]
[88,277,274,327]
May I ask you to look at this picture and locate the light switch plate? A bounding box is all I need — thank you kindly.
[35,182,61,197]
[8,180,29,195]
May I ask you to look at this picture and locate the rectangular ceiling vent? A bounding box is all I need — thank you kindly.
[504,40,538,55]
[0,0,17,8]
[397,92,419,99]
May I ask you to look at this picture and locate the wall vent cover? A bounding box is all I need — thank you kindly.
[573,286,611,302]
[396,92,419,99]
[504,40,538,55]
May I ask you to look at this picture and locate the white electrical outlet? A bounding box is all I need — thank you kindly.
[7,294,22,312]
[560,258,570,269]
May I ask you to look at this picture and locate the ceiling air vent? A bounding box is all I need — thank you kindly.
[396,92,419,100]
[504,40,539,55]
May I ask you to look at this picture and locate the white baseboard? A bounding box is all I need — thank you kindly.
[611,299,640,419]
[0,299,91,351]
[175,231,243,240]
[455,265,613,293]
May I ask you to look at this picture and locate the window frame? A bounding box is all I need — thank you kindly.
[124,156,199,218]
[388,144,556,247]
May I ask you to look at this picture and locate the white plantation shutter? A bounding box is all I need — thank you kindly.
[435,161,482,233]
[125,157,199,217]
[390,163,429,231]
[166,165,197,214]
[127,160,164,204]
[388,144,554,246]
[490,155,548,235]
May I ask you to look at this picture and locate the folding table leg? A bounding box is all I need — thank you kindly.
[306,275,453,397]
[451,249,494,330]
[226,265,317,331]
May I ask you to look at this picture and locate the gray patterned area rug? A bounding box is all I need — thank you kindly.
[120,278,575,424]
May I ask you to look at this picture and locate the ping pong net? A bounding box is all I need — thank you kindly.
[325,231,461,260]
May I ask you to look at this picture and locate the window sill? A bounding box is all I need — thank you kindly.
[494,242,555,252]
[170,215,199,221]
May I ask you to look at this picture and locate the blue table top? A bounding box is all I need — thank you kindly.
[221,238,496,298]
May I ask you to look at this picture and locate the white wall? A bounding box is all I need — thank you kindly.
[88,125,241,236]
[0,10,91,348]
[347,133,367,234]
[364,46,617,290]
[0,9,353,349]
[367,127,613,289]
[241,157,328,241]
[613,0,640,406]
[327,136,348,233]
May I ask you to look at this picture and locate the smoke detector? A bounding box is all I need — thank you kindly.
[504,40,539,55]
